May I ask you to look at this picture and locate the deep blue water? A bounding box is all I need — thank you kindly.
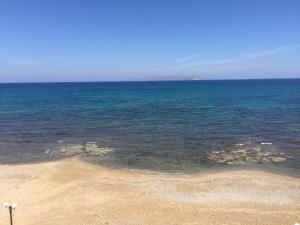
[0,79,299,170]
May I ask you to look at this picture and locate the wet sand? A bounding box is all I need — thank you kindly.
[0,157,299,225]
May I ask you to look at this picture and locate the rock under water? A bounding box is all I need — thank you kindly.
[206,147,289,165]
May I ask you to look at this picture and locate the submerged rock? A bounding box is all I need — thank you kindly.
[85,143,113,156]
[207,153,220,161]
[221,153,234,161]
[253,147,261,152]
[206,147,289,166]
[245,156,259,163]
[230,149,247,154]
[45,149,51,154]
[270,157,287,163]
[258,152,272,157]
[45,142,113,157]
[260,157,270,163]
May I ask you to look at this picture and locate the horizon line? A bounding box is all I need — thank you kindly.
[0,77,300,84]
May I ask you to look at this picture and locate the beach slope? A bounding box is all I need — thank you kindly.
[0,158,299,225]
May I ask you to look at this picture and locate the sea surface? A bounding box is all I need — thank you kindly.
[0,79,299,172]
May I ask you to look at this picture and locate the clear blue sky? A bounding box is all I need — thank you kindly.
[0,0,299,82]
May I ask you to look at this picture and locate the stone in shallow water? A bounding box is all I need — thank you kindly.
[221,154,234,161]
[56,145,85,156]
[45,143,113,157]
[207,154,218,161]
[260,157,270,163]
[270,157,287,163]
[231,149,247,153]
[245,156,259,163]
[258,152,273,157]
[45,149,51,154]
[85,143,113,156]
[206,148,290,166]
[232,154,243,159]
[253,147,261,152]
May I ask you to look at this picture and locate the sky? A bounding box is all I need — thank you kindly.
[0,0,300,82]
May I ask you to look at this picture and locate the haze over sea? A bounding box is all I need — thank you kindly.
[0,79,299,172]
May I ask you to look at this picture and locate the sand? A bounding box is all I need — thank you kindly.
[0,157,299,225]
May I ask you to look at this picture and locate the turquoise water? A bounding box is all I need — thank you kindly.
[0,79,299,171]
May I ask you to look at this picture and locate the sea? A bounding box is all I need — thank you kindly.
[0,79,299,172]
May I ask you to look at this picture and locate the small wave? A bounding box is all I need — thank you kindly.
[235,143,245,146]
[260,142,272,145]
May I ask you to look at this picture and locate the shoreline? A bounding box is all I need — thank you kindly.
[2,153,300,179]
[0,157,299,225]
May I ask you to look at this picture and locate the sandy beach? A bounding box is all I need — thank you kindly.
[0,157,299,225]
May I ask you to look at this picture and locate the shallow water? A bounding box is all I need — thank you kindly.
[0,79,299,171]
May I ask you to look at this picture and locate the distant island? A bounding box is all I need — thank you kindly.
[146,75,201,81]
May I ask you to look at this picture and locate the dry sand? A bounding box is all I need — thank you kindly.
[0,157,299,225]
